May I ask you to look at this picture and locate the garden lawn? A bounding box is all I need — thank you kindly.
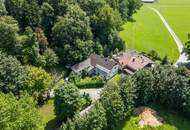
[119,6,179,62]
[152,0,190,45]
[117,105,190,130]
[38,99,57,130]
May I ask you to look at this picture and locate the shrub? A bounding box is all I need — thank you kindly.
[75,76,104,88]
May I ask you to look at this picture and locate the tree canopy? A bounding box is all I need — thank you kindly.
[0,93,43,130]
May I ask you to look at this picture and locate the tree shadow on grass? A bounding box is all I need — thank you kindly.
[45,118,61,130]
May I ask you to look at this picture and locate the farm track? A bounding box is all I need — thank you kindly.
[150,7,189,66]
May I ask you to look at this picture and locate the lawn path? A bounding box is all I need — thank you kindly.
[150,7,189,66]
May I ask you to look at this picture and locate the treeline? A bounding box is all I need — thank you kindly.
[61,65,190,130]
[0,0,142,67]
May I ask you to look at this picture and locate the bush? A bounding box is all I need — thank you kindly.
[75,76,104,88]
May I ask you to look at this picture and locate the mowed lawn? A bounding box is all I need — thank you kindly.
[117,105,190,130]
[153,0,190,45]
[38,99,58,130]
[119,6,179,62]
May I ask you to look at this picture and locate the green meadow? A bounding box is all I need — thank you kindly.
[153,0,190,45]
[119,0,190,62]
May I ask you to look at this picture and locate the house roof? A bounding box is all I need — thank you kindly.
[116,50,153,72]
[90,54,117,70]
[71,54,117,73]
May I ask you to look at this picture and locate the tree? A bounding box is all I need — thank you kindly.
[0,0,6,15]
[5,0,41,29]
[0,93,43,130]
[100,81,126,129]
[106,0,129,21]
[120,76,137,116]
[79,102,107,130]
[127,0,142,19]
[35,28,48,54]
[161,56,170,65]
[133,68,155,104]
[0,51,26,95]
[41,2,55,40]
[43,48,59,67]
[54,83,81,121]
[61,102,107,130]
[0,16,19,55]
[52,4,94,65]
[148,50,161,61]
[24,66,53,99]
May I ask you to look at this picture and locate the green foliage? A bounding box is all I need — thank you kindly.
[127,0,142,18]
[0,93,43,130]
[133,65,190,114]
[148,50,161,61]
[0,0,6,15]
[41,2,55,40]
[0,51,26,95]
[24,66,53,101]
[43,48,59,67]
[120,76,137,116]
[61,102,107,130]
[0,16,19,55]
[100,81,126,129]
[75,76,104,88]
[78,102,107,130]
[54,83,81,121]
[52,4,94,65]
[5,0,41,29]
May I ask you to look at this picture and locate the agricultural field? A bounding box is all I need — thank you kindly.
[117,105,190,130]
[119,0,190,62]
[153,0,190,44]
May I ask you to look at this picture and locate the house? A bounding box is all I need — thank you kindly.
[71,54,119,80]
[115,50,154,74]
[141,0,155,3]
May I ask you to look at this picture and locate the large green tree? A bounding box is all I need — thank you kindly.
[5,0,41,29]
[0,16,19,55]
[24,65,53,102]
[52,4,94,65]
[100,81,126,129]
[54,83,82,121]
[0,51,26,95]
[0,93,43,130]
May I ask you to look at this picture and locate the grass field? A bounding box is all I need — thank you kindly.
[117,105,190,130]
[153,0,190,45]
[119,6,179,62]
[38,99,58,130]
[119,0,190,62]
